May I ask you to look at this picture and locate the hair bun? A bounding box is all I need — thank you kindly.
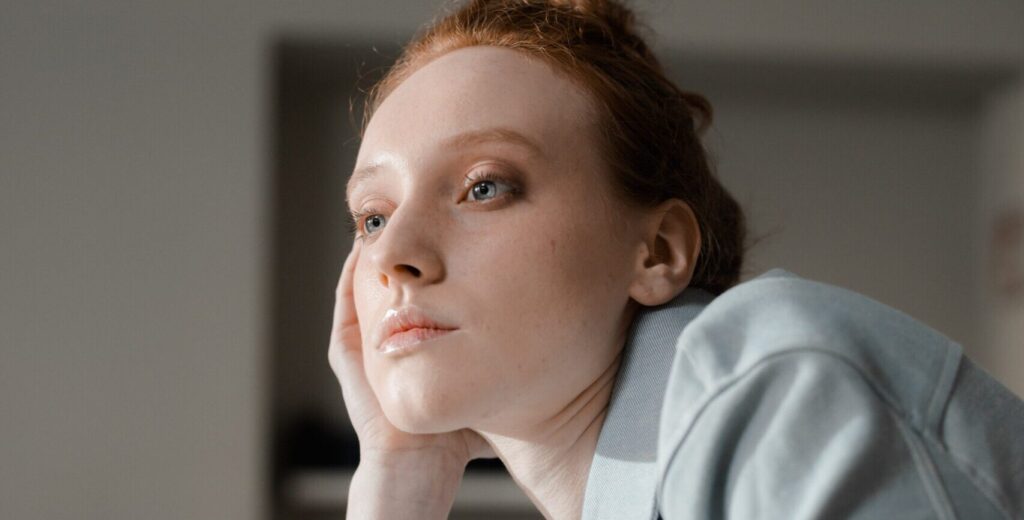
[550,0,638,34]
[463,1,651,62]
[547,0,658,70]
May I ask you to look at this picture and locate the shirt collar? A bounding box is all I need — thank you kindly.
[581,287,715,520]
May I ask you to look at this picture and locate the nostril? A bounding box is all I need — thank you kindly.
[379,265,423,287]
[399,264,422,277]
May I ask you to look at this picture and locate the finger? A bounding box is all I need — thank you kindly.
[328,241,363,375]
[331,240,361,348]
[327,241,381,431]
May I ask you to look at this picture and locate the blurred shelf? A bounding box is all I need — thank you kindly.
[284,468,542,517]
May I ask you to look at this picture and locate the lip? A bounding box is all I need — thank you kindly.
[379,327,457,356]
[378,306,458,355]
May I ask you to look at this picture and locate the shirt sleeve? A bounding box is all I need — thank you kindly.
[656,350,971,520]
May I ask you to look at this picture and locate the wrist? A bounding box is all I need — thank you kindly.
[359,446,469,473]
[347,449,467,519]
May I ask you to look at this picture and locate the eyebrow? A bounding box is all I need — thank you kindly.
[346,127,544,208]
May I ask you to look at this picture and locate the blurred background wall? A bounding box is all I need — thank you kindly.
[2,1,1022,519]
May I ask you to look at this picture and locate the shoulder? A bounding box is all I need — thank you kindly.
[671,268,963,433]
[654,269,1024,519]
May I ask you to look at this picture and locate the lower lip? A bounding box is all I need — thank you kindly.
[379,327,456,355]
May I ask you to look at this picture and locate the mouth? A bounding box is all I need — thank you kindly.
[377,305,458,356]
[379,327,457,356]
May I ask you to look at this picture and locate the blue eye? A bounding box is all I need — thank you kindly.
[363,214,386,235]
[349,171,521,240]
[465,172,518,202]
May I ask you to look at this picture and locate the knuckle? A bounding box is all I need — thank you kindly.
[327,347,342,371]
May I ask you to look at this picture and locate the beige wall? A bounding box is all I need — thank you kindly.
[978,80,1024,396]
[2,1,1021,518]
[0,3,267,519]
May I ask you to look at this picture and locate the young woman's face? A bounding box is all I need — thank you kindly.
[350,46,645,434]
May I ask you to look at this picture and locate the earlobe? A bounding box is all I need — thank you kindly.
[628,199,701,306]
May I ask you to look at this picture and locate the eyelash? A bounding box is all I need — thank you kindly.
[347,170,521,240]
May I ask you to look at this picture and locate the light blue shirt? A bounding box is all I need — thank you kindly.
[582,269,1024,519]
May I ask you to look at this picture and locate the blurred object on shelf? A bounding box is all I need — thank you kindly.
[992,206,1024,301]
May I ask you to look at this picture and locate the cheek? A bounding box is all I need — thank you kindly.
[466,193,628,381]
[454,185,630,347]
[531,192,628,294]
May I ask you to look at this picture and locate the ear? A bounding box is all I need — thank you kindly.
[628,199,702,306]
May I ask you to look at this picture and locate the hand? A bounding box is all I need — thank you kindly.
[327,239,497,466]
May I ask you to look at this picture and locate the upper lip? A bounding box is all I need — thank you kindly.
[379,306,457,344]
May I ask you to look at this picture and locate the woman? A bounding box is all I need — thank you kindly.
[327,0,1024,518]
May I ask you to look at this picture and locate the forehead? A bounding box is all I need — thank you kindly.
[354,46,598,183]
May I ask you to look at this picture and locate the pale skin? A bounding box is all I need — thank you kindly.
[328,45,702,519]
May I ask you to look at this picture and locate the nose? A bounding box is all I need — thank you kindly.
[367,203,445,289]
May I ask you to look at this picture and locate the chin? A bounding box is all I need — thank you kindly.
[381,396,468,434]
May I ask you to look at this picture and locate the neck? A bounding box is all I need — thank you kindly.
[478,347,625,520]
